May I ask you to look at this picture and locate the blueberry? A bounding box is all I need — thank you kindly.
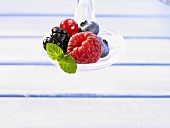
[79,20,99,35]
[98,36,109,58]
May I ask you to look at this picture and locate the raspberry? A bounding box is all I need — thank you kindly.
[67,32,102,64]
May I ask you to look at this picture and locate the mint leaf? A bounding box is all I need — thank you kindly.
[46,43,64,61]
[59,55,77,74]
[46,43,77,74]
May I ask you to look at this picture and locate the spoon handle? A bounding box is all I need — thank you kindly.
[74,0,96,24]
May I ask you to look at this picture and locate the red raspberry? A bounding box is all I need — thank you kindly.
[67,32,102,64]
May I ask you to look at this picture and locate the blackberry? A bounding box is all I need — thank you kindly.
[43,37,58,50]
[51,26,70,53]
[43,26,70,53]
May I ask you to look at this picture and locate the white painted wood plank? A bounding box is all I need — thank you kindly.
[0,39,170,63]
[94,0,170,15]
[0,66,170,95]
[98,17,170,37]
[0,17,169,37]
[0,0,170,15]
[119,39,170,63]
[0,38,48,62]
[0,98,170,128]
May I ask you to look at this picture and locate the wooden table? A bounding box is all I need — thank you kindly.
[0,0,170,127]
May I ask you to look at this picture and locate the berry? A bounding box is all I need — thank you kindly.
[98,36,109,58]
[43,37,58,50]
[79,20,99,35]
[43,26,70,53]
[50,26,70,53]
[67,32,102,64]
[60,18,78,36]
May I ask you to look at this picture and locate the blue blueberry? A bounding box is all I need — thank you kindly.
[79,20,99,35]
[98,36,109,58]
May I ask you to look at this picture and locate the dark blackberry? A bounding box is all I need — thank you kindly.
[52,26,60,33]
[50,26,70,53]
[43,37,58,50]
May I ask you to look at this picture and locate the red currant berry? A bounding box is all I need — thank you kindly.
[60,18,78,37]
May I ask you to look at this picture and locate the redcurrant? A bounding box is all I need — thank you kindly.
[60,18,78,37]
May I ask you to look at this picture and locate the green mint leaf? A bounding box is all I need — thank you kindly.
[46,43,64,61]
[58,55,77,74]
[46,43,77,74]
